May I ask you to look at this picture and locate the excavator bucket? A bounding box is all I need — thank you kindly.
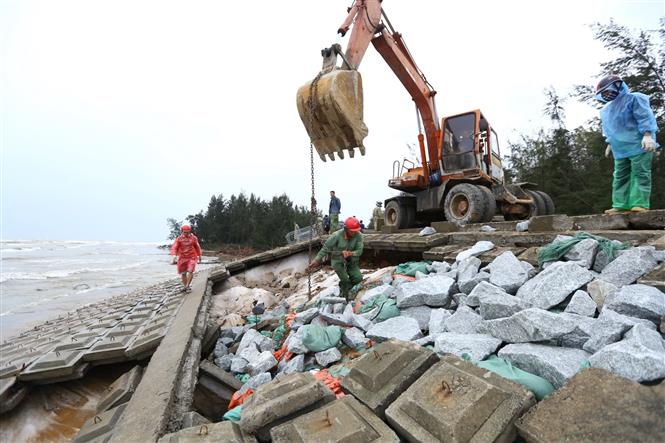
[296,69,368,161]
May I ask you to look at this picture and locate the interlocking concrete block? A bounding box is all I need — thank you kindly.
[19,349,86,381]
[517,368,665,442]
[0,376,28,415]
[96,365,143,413]
[193,361,243,421]
[270,395,399,443]
[385,356,535,443]
[238,372,336,441]
[85,333,135,362]
[157,421,257,443]
[124,326,167,358]
[340,340,438,417]
[73,403,127,443]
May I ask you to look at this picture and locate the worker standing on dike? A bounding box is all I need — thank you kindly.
[596,74,659,214]
[329,191,341,231]
[308,217,363,300]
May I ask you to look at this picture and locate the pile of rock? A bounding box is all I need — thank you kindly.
[211,238,664,400]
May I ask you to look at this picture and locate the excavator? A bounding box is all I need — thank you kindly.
[296,0,555,228]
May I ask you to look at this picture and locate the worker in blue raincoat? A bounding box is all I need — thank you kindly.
[596,75,659,214]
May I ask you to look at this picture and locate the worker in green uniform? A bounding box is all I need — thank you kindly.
[308,217,363,300]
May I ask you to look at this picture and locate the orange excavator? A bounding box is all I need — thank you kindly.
[297,0,554,228]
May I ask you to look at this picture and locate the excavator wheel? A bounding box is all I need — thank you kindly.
[443,184,488,225]
[535,191,555,215]
[526,190,547,216]
[477,186,497,223]
[385,201,409,229]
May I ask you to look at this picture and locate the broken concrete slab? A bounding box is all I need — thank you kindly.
[247,351,277,376]
[400,305,433,331]
[342,327,369,350]
[604,284,665,325]
[586,278,618,309]
[340,340,438,417]
[158,421,257,443]
[0,377,28,415]
[385,356,535,443]
[599,246,659,287]
[238,372,336,441]
[488,251,529,294]
[498,343,591,388]
[563,238,599,269]
[588,324,665,382]
[528,214,574,232]
[444,305,484,334]
[315,347,342,367]
[434,333,502,361]
[516,368,665,442]
[96,365,143,413]
[270,395,399,443]
[366,316,422,343]
[517,262,594,309]
[73,403,127,443]
[478,308,577,343]
[563,290,597,317]
[474,282,530,320]
[180,411,210,429]
[395,275,455,308]
[428,308,454,334]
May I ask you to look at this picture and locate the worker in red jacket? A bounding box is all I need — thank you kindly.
[170,225,202,292]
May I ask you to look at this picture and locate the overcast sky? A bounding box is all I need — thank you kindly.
[1,0,662,242]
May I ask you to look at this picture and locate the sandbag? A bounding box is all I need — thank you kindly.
[358,294,400,322]
[475,355,555,400]
[300,325,343,352]
[394,261,431,277]
[223,405,242,422]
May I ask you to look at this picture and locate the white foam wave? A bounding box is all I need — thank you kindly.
[0,261,150,283]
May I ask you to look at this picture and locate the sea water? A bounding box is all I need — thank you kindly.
[0,240,189,339]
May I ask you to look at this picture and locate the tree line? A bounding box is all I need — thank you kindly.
[505,19,664,214]
[167,193,315,249]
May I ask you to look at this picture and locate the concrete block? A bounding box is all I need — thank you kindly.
[517,368,665,442]
[340,340,438,417]
[238,372,336,441]
[96,365,143,413]
[73,403,127,443]
[84,334,135,362]
[19,349,86,381]
[194,361,243,421]
[529,214,574,232]
[158,421,257,443]
[270,395,399,443]
[385,356,535,443]
[180,411,210,429]
[124,327,167,358]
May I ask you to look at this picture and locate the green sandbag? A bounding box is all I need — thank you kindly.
[358,294,400,322]
[538,232,628,267]
[223,405,242,422]
[394,261,431,276]
[300,325,343,352]
[475,355,555,400]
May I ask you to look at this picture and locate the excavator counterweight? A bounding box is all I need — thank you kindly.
[296,69,368,162]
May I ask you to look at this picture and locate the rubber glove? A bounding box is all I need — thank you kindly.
[642,134,657,152]
[605,145,612,158]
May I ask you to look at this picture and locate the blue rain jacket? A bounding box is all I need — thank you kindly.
[600,83,659,159]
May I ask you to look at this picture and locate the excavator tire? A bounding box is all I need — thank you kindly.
[526,190,547,216]
[384,201,408,229]
[535,190,555,215]
[477,186,497,223]
[443,184,487,225]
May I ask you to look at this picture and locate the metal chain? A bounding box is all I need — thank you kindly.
[306,71,323,299]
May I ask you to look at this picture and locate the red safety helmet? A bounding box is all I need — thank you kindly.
[344,217,361,232]
[181,225,192,232]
